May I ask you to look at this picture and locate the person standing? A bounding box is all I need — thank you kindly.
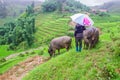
[74,23,86,52]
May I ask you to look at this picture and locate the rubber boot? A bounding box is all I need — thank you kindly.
[76,46,78,52]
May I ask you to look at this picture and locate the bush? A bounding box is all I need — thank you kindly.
[42,1,57,12]
[64,6,75,13]
[98,12,110,17]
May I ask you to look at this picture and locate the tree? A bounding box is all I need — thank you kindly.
[42,1,57,12]
[41,0,90,13]
[0,3,35,50]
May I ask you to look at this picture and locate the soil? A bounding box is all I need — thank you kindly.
[0,56,45,80]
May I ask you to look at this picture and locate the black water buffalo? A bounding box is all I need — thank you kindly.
[83,27,99,49]
[48,36,72,57]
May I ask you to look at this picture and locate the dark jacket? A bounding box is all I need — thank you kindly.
[74,24,86,38]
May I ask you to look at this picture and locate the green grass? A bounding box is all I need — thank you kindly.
[0,45,15,57]
[0,45,49,74]
[22,13,120,80]
[0,45,24,58]
[0,52,42,75]
[33,13,71,47]
[23,47,119,80]
[0,56,28,74]
[0,12,120,79]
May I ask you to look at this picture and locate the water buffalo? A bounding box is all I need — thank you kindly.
[83,27,99,49]
[92,28,99,47]
[48,36,72,57]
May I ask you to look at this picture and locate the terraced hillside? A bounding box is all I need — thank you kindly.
[23,14,120,80]
[0,13,72,75]
[0,12,120,80]
[34,13,71,47]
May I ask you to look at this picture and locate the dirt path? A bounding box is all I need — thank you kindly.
[0,56,45,80]
[5,47,43,60]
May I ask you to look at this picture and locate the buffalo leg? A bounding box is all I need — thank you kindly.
[52,50,55,57]
[65,44,69,51]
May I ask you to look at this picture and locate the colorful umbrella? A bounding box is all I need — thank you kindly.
[70,13,94,26]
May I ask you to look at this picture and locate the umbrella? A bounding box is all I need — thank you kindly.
[70,13,94,26]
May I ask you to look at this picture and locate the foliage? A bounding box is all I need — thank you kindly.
[41,1,57,12]
[0,8,120,80]
[23,13,120,80]
[0,3,35,50]
[66,0,90,12]
[98,12,110,17]
[41,0,90,13]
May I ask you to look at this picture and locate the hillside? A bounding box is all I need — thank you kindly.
[92,1,120,13]
[0,12,120,80]
[22,13,120,80]
[0,0,120,80]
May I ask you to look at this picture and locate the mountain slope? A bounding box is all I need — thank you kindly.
[23,13,120,80]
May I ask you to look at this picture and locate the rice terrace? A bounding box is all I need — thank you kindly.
[0,0,120,80]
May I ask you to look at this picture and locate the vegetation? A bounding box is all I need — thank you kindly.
[98,12,110,17]
[0,3,35,50]
[41,0,90,13]
[22,13,120,80]
[0,45,49,75]
[0,0,120,80]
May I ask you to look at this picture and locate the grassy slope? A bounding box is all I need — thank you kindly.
[33,13,71,47]
[0,47,49,75]
[0,55,29,74]
[0,13,70,74]
[23,14,120,80]
[0,45,14,57]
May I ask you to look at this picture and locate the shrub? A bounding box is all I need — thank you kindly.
[98,12,110,17]
[42,1,57,12]
[64,6,75,13]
